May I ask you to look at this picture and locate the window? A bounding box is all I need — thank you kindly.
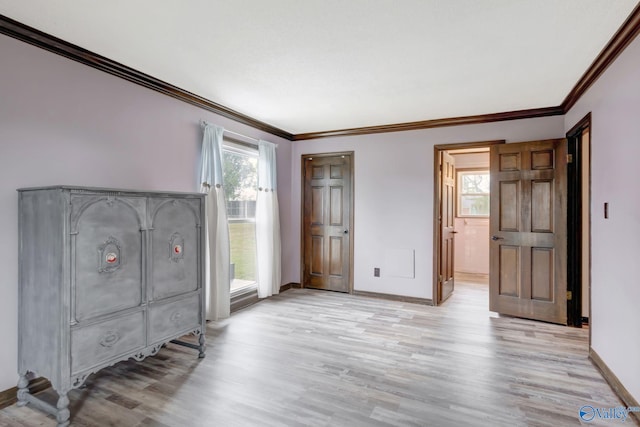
[222,142,258,294]
[457,170,490,217]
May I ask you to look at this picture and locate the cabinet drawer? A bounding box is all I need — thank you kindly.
[149,294,201,343]
[71,311,145,374]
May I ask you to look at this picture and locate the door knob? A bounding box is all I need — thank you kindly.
[344,230,349,234]
[491,235,504,241]
[451,231,458,234]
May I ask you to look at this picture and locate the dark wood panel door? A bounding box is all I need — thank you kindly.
[439,151,456,303]
[303,154,352,292]
[489,139,567,324]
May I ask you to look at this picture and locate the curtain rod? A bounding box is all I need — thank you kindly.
[200,120,277,146]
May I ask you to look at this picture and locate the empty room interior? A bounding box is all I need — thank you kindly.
[1,1,639,426]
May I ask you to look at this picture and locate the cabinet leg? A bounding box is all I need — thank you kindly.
[56,393,70,427]
[16,374,29,407]
[198,333,206,358]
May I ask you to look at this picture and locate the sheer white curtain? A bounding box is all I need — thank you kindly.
[256,140,281,298]
[199,123,230,320]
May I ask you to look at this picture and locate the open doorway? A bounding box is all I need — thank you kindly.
[432,140,504,305]
[567,113,592,328]
[435,138,577,326]
[450,148,491,297]
[436,147,492,306]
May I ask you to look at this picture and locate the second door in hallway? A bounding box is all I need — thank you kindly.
[302,153,353,292]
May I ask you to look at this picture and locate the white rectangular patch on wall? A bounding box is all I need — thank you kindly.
[383,248,415,279]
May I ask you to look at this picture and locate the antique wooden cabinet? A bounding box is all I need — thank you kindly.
[16,186,206,427]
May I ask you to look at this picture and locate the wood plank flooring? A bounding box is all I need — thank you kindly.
[0,281,632,426]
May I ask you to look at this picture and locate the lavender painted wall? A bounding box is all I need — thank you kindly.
[289,115,565,299]
[565,34,640,403]
[3,19,638,407]
[0,34,293,391]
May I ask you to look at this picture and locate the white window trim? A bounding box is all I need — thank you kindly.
[456,169,490,218]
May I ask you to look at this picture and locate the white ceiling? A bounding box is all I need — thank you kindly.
[1,1,638,134]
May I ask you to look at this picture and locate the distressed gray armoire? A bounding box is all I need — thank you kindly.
[17,186,207,427]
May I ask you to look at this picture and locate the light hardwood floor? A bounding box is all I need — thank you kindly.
[0,282,632,426]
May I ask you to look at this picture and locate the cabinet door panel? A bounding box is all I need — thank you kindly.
[150,200,200,300]
[73,197,144,321]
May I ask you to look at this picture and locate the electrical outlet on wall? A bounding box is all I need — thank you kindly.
[374,268,380,277]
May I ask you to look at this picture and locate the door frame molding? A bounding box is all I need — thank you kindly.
[566,113,592,331]
[300,151,355,293]
[432,140,505,305]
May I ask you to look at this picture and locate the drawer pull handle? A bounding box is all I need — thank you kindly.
[99,331,121,348]
[170,311,183,326]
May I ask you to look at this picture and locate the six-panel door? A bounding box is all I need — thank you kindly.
[489,139,567,324]
[439,151,456,303]
[303,154,352,292]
